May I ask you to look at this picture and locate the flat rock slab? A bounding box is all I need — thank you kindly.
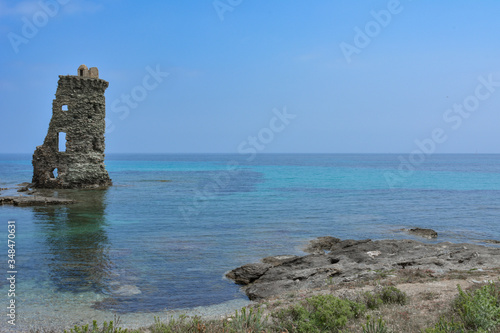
[303,236,341,253]
[226,263,272,285]
[226,237,500,300]
[403,227,438,239]
[0,196,76,206]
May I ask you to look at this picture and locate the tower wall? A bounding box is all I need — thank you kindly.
[32,66,112,188]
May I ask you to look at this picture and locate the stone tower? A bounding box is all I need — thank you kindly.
[32,65,112,188]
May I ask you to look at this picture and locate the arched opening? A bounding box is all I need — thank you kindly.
[77,65,88,77]
[50,168,59,179]
[58,132,67,152]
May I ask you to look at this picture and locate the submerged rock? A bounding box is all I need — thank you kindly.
[483,239,500,244]
[112,284,142,297]
[17,186,29,192]
[92,297,120,310]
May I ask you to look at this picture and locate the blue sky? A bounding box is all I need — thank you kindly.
[1,0,500,153]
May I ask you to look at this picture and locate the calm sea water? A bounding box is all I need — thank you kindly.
[1,153,500,323]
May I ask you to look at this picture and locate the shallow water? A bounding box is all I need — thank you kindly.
[1,153,500,329]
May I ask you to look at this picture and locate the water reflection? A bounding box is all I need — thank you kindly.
[29,184,245,313]
[33,189,112,294]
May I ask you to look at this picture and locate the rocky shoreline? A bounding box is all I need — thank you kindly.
[0,195,76,206]
[226,236,500,301]
[0,183,76,206]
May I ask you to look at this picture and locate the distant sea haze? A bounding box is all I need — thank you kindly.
[1,153,500,325]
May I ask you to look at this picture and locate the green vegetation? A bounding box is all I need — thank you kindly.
[362,316,389,333]
[228,308,269,333]
[273,294,365,332]
[64,320,128,333]
[423,317,466,333]
[378,286,409,306]
[54,281,500,333]
[362,285,409,310]
[425,282,500,333]
[363,291,384,310]
[455,283,500,331]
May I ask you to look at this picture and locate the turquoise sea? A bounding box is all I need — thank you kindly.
[1,153,500,329]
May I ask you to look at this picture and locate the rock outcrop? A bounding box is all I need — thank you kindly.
[0,196,75,206]
[404,228,438,239]
[226,237,500,300]
[32,65,112,189]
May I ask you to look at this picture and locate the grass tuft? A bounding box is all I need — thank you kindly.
[64,320,128,333]
[362,316,389,333]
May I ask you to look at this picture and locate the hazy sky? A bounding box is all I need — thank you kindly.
[1,0,500,154]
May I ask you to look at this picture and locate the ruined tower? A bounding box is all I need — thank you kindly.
[32,65,112,188]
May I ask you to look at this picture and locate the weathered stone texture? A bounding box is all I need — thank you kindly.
[32,66,112,189]
[227,237,500,300]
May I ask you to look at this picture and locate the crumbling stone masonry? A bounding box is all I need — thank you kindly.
[32,65,112,188]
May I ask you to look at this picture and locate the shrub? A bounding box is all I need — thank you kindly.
[273,294,366,333]
[378,286,408,305]
[363,292,384,310]
[362,286,408,310]
[454,283,500,331]
[425,282,500,332]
